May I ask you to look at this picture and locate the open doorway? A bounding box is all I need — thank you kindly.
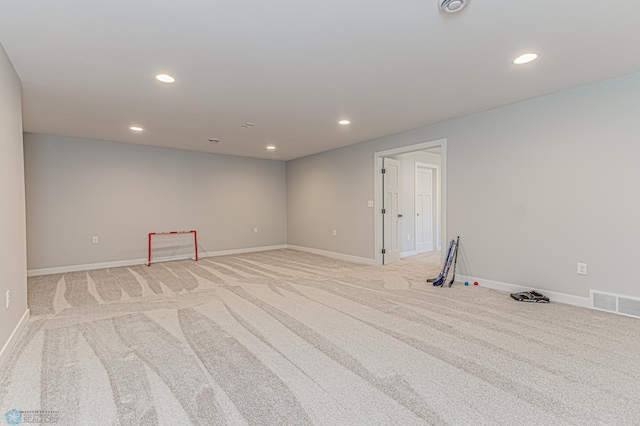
[374,139,447,266]
[415,160,440,254]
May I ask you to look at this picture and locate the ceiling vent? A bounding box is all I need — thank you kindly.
[439,0,471,13]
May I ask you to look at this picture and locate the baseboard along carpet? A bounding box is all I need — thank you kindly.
[2,249,640,425]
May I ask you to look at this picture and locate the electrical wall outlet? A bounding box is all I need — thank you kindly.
[5,290,9,309]
[407,234,411,241]
[92,236,99,244]
[367,200,374,208]
[577,262,588,275]
[253,227,258,233]
[332,229,337,236]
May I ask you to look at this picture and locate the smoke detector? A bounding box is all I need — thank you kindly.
[440,0,471,13]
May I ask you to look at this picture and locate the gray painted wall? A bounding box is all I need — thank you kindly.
[24,133,287,270]
[287,71,640,299]
[286,144,376,259]
[0,43,27,365]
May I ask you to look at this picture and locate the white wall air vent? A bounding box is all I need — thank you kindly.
[591,291,640,319]
[592,292,616,312]
[618,297,640,318]
[440,0,471,14]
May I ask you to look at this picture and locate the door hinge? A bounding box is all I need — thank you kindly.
[381,248,386,254]
[381,208,386,214]
[381,168,386,174]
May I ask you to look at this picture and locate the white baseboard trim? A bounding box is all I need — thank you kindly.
[401,250,417,258]
[287,245,376,265]
[28,258,148,276]
[199,245,287,259]
[457,275,591,308]
[0,308,30,370]
[27,245,288,276]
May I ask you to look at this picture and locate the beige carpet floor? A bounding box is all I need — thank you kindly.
[2,249,640,425]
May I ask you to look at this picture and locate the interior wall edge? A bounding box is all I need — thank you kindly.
[0,309,30,370]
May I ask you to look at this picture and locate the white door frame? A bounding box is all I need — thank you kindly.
[415,162,439,253]
[374,138,447,266]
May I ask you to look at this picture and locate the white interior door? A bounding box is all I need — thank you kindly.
[415,164,434,253]
[383,158,401,264]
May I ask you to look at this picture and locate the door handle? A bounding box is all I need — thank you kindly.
[398,214,403,218]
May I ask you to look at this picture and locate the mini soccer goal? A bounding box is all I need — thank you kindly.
[147,229,198,266]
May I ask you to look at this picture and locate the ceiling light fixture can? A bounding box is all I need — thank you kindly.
[155,73,176,83]
[208,138,219,143]
[129,126,144,132]
[439,0,470,13]
[266,146,276,150]
[513,53,539,65]
[338,120,350,125]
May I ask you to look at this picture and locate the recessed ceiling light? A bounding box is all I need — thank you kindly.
[208,138,219,143]
[440,0,471,13]
[266,145,276,150]
[513,53,539,65]
[155,73,176,83]
[338,120,351,125]
[129,126,144,132]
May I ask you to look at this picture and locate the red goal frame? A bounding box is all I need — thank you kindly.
[147,230,198,266]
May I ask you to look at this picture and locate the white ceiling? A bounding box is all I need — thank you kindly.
[1,1,640,161]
